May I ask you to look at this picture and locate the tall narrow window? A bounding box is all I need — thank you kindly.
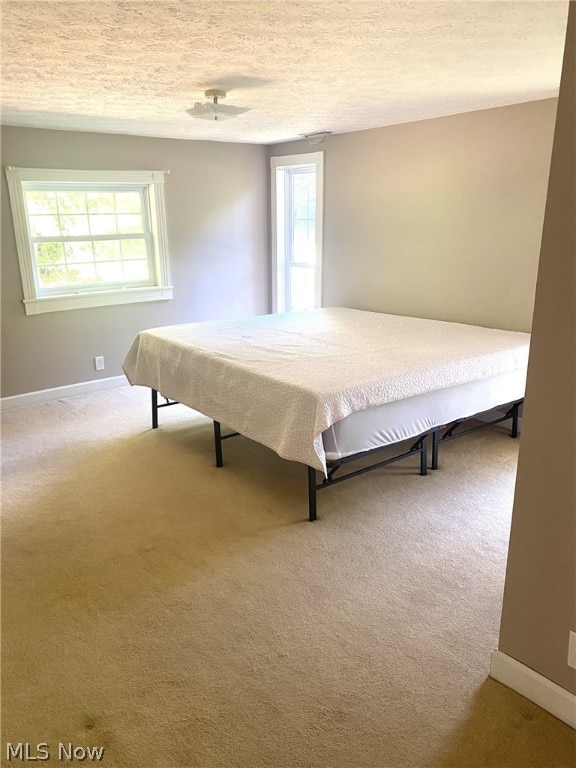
[271,152,324,313]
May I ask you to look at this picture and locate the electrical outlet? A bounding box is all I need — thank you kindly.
[568,631,576,670]
[94,356,105,371]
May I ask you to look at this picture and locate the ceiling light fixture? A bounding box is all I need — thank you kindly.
[186,89,251,121]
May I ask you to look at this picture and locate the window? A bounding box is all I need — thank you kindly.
[5,167,172,315]
[271,152,324,313]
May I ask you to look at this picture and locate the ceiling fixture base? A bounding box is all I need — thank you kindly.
[204,89,226,100]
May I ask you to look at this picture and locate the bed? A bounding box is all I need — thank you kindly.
[123,308,530,520]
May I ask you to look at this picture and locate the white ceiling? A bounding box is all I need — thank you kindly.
[0,1,569,145]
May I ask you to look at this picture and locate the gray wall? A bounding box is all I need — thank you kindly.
[1,127,268,397]
[498,6,576,695]
[271,98,557,332]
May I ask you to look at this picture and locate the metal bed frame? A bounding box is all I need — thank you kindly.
[430,400,522,471]
[150,389,523,522]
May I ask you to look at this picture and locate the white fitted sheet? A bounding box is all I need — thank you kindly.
[323,368,526,461]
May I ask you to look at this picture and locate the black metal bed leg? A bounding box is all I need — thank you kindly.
[420,434,428,476]
[511,402,520,438]
[151,389,158,429]
[213,421,224,467]
[431,430,439,470]
[307,466,317,522]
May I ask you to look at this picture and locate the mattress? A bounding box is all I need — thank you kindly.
[123,308,530,473]
[323,368,525,461]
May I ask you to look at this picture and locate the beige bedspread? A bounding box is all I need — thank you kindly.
[123,308,530,472]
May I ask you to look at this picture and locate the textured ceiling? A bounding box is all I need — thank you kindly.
[0,1,569,145]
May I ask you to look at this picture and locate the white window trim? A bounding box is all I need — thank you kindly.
[270,152,324,313]
[5,167,173,315]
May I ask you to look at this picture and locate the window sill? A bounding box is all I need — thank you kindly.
[23,286,174,315]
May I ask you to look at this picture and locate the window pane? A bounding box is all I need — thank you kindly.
[288,169,316,266]
[292,219,315,264]
[87,192,115,214]
[26,191,57,215]
[288,266,315,311]
[115,191,141,213]
[94,240,121,261]
[96,261,123,283]
[60,215,89,236]
[57,191,87,214]
[65,242,94,264]
[29,215,60,237]
[38,265,69,288]
[89,214,117,235]
[123,260,150,282]
[117,214,143,234]
[67,263,97,284]
[35,242,65,266]
[292,172,315,218]
[120,239,147,259]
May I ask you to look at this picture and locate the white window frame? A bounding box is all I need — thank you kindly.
[270,152,324,313]
[5,167,173,315]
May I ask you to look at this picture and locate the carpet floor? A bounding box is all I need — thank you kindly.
[2,386,575,768]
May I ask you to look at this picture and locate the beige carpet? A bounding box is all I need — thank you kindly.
[2,386,575,768]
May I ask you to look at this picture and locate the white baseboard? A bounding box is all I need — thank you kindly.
[490,650,576,729]
[0,375,128,410]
